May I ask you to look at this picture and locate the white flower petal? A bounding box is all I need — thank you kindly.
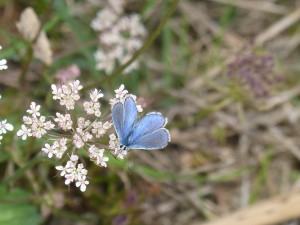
[5,123,13,131]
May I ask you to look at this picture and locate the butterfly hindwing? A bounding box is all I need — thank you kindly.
[128,112,166,144]
[128,128,170,150]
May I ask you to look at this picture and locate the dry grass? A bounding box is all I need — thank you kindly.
[130,1,300,224]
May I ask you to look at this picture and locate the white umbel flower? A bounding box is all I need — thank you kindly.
[26,102,41,117]
[91,8,118,32]
[76,175,89,192]
[0,95,14,144]
[90,89,104,102]
[94,50,116,74]
[17,125,32,140]
[31,116,54,138]
[88,145,109,167]
[92,121,112,138]
[0,46,8,70]
[83,98,102,117]
[54,113,73,131]
[0,120,14,134]
[42,143,55,158]
[115,84,128,99]
[55,155,89,192]
[114,148,127,159]
[53,138,68,159]
[91,0,146,74]
[51,80,82,110]
[110,85,143,112]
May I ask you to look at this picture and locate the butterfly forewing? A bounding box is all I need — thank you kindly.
[112,101,126,143]
[123,97,138,140]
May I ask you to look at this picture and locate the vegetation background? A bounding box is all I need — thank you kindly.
[1,0,300,224]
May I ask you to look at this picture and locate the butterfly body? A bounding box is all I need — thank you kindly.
[112,96,170,151]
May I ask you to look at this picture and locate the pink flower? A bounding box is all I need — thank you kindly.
[55,64,80,83]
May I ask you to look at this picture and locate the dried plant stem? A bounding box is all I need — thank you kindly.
[209,0,288,15]
[180,1,244,49]
[256,7,300,45]
[194,191,300,225]
[85,0,181,90]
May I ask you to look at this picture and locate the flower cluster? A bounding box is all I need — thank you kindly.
[227,43,281,98]
[109,84,143,112]
[55,64,80,84]
[0,46,8,70]
[55,155,89,192]
[88,145,109,167]
[42,139,67,159]
[17,80,139,191]
[0,95,14,144]
[51,80,82,110]
[83,89,104,117]
[17,102,54,139]
[91,0,147,74]
[109,133,127,159]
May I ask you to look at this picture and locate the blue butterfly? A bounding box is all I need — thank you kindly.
[112,96,170,152]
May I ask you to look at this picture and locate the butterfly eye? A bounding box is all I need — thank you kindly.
[119,144,128,151]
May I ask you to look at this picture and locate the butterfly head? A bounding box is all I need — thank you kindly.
[119,144,129,152]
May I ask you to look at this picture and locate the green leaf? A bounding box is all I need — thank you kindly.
[0,151,9,163]
[0,188,42,225]
[0,203,41,225]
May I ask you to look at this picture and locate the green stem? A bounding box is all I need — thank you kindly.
[19,46,33,84]
[1,154,41,186]
[32,0,56,43]
[85,0,181,90]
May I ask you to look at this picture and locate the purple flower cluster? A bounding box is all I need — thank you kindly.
[227,44,281,98]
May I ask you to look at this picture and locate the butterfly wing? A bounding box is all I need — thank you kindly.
[128,128,170,150]
[127,112,170,150]
[122,97,138,141]
[112,101,125,143]
[112,96,138,145]
[128,112,165,142]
